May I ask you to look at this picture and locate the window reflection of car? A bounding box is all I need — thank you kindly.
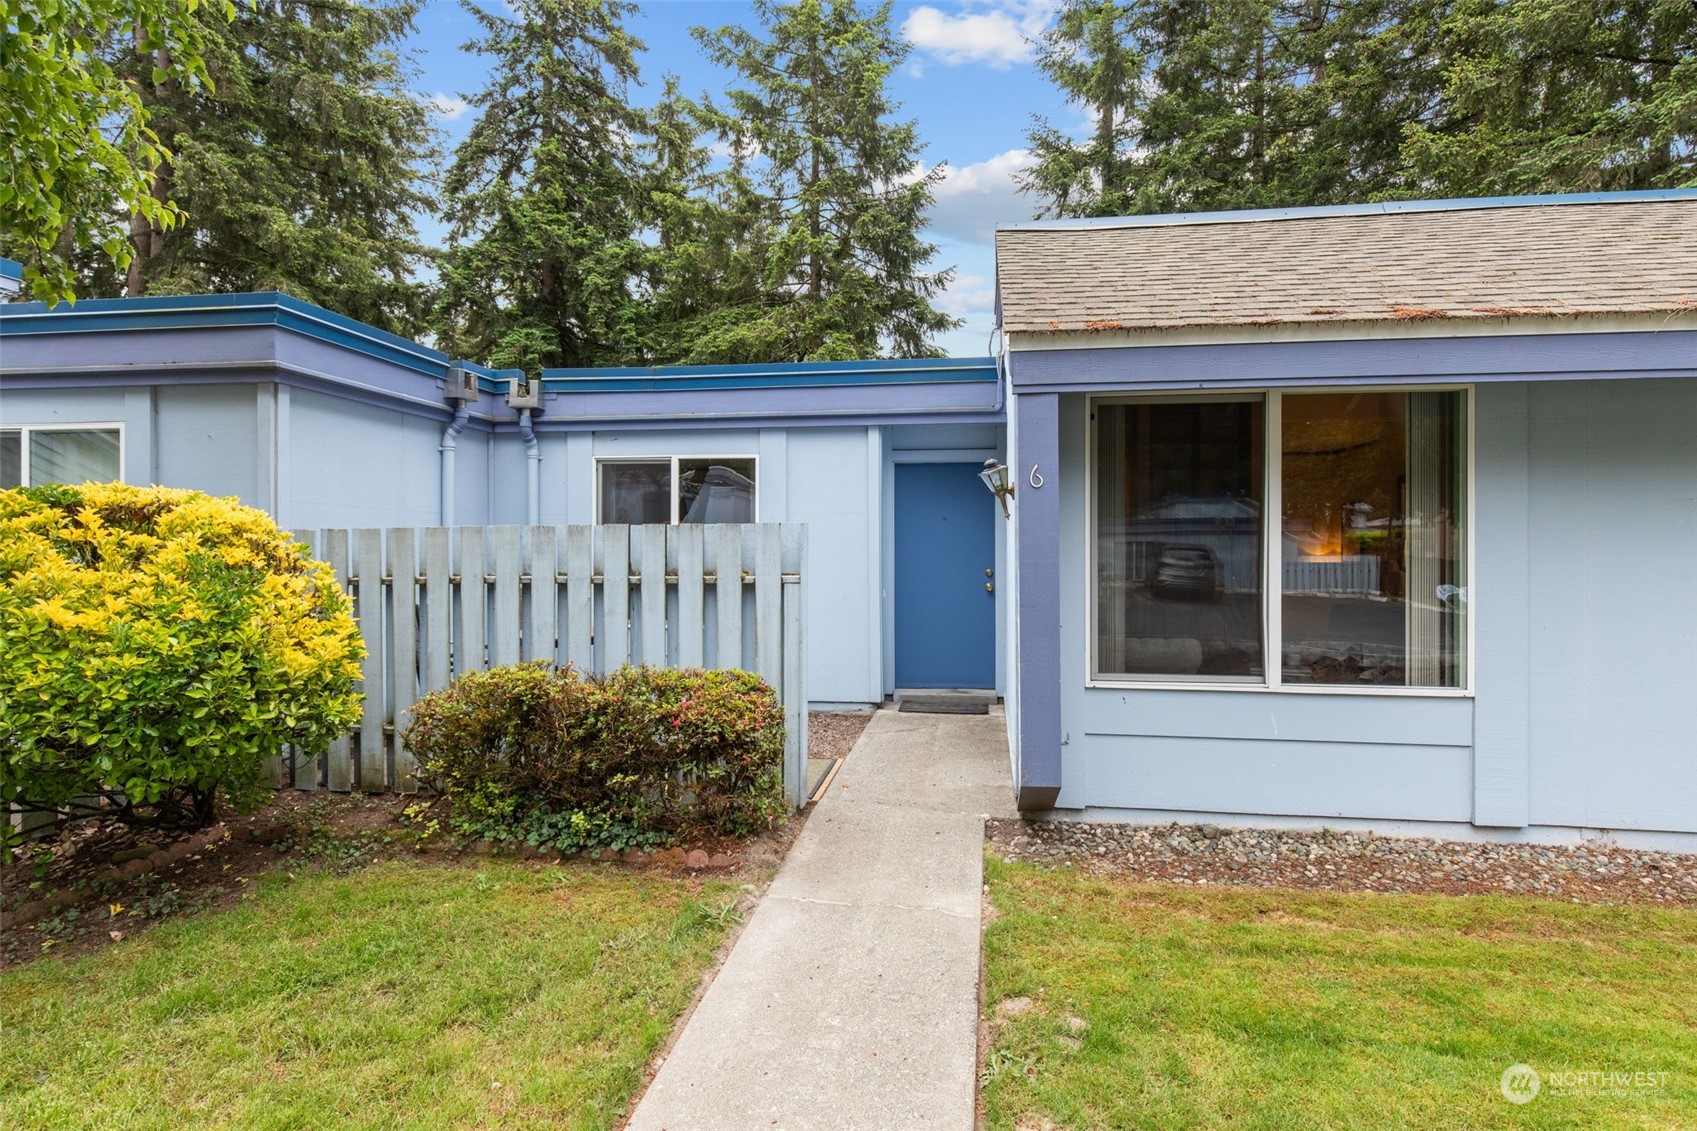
[1116,495,1259,594]
[681,464,756,524]
[1151,544,1219,600]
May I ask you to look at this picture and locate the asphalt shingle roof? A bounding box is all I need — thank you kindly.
[994,196,1697,336]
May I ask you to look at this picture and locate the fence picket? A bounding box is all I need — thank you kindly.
[604,526,631,669]
[354,528,386,792]
[564,526,594,668]
[754,524,782,688]
[783,573,807,809]
[637,524,667,665]
[322,529,354,791]
[528,526,557,665]
[421,528,452,694]
[488,526,522,668]
[387,528,419,793]
[677,525,705,668]
[458,528,486,676]
[714,525,743,669]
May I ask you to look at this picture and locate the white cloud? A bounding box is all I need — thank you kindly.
[426,93,470,120]
[937,272,997,316]
[901,2,1054,69]
[925,148,1040,245]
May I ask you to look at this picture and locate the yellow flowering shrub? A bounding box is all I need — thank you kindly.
[0,483,363,838]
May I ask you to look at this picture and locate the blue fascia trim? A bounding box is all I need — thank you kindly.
[541,356,997,392]
[0,292,449,379]
[996,188,1697,233]
[0,257,22,282]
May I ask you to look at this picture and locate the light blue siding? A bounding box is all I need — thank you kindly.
[1083,735,1473,821]
[155,384,260,504]
[1054,379,1697,840]
[286,388,444,528]
[1523,379,1697,832]
[1082,689,1474,746]
[786,428,879,704]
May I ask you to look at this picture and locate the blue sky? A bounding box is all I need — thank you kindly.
[407,1,1075,357]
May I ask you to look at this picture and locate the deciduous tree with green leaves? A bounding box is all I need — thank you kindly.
[435,0,650,371]
[0,0,227,305]
[690,0,958,361]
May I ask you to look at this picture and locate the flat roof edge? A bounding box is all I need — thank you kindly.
[995,189,1697,234]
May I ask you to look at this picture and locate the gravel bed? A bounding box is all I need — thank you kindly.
[986,819,1697,907]
[808,710,873,761]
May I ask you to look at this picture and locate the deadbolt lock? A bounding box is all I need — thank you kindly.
[985,568,993,578]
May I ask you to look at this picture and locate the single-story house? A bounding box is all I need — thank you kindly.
[2,189,1694,850]
[997,190,1697,851]
[0,291,1008,710]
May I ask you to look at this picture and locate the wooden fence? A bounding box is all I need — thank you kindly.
[279,523,809,807]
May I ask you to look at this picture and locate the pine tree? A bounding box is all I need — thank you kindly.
[690,0,958,361]
[85,0,437,335]
[436,0,649,371]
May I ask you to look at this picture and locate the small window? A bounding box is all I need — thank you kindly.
[0,426,122,489]
[596,456,757,524]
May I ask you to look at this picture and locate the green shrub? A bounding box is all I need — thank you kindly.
[403,662,787,848]
[0,483,364,841]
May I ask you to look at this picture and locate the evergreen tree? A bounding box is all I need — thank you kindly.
[1022,0,1695,219]
[86,0,437,335]
[1403,0,1697,194]
[639,79,776,364]
[691,0,958,361]
[436,0,649,371]
[1023,0,1442,218]
[1019,1,1145,217]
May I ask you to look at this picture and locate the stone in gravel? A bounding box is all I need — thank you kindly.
[708,853,735,868]
[685,849,711,870]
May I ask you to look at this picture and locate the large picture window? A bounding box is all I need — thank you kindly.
[1093,390,1468,691]
[596,457,757,524]
[0,426,122,489]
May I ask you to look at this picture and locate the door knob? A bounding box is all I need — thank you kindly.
[985,581,994,592]
[985,568,993,578]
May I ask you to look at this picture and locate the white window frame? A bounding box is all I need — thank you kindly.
[594,455,760,524]
[1084,386,1475,697]
[0,422,126,488]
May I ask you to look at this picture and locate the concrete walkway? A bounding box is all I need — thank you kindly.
[626,705,1015,1131]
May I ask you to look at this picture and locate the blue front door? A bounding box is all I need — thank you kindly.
[894,462,997,688]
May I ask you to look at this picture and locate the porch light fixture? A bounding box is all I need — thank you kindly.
[979,459,1015,518]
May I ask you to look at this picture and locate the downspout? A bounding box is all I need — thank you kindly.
[440,372,472,527]
[519,408,540,526]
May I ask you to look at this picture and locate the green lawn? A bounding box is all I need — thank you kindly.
[1,860,739,1130]
[981,856,1697,1130]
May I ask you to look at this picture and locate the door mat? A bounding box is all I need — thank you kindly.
[898,696,991,715]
